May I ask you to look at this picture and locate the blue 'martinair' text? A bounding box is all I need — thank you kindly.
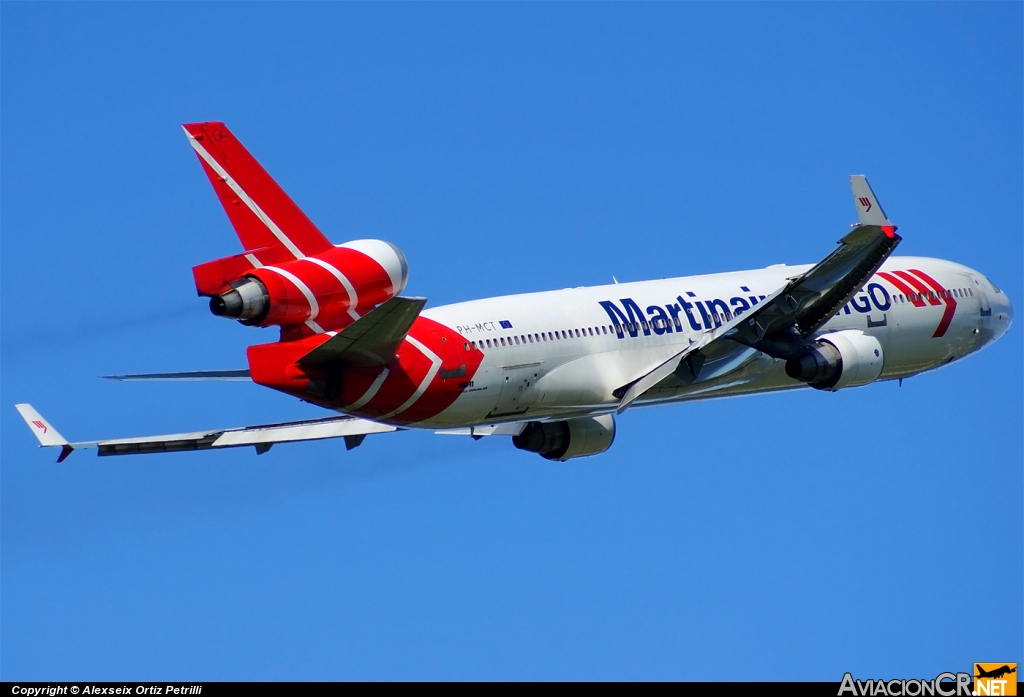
[599,283,892,338]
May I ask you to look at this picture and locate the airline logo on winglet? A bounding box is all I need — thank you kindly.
[858,197,872,212]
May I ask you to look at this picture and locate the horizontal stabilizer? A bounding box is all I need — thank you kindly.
[104,370,251,382]
[13,404,396,460]
[299,296,427,368]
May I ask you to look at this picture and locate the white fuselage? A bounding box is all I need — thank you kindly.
[415,256,1012,429]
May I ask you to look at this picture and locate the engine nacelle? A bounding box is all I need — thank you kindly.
[785,330,884,391]
[512,414,616,461]
[201,239,408,331]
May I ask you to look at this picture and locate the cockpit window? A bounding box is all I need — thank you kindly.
[989,278,1003,294]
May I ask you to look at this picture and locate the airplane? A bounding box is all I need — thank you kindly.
[975,665,1016,680]
[16,122,1013,462]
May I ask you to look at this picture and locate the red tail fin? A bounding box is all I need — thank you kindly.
[183,122,332,258]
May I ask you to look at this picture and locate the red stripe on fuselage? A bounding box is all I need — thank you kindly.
[893,270,942,306]
[877,271,926,307]
[907,268,957,338]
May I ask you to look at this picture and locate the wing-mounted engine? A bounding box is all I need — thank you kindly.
[784,330,884,391]
[512,415,616,461]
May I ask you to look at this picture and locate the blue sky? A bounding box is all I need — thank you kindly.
[2,3,1020,681]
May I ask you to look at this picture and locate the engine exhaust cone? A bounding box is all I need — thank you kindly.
[210,290,243,318]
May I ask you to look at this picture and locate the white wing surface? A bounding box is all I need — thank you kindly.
[15,404,396,461]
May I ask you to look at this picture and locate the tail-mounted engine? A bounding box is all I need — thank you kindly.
[194,239,408,333]
[182,122,408,335]
[513,415,616,461]
[785,330,884,391]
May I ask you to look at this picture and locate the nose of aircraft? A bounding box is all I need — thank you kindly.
[991,287,1013,340]
[978,274,1013,344]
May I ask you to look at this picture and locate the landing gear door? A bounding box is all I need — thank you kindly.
[488,363,541,419]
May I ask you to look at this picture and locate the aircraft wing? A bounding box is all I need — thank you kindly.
[15,403,396,462]
[616,176,901,411]
[615,286,789,411]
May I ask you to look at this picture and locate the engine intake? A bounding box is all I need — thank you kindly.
[785,330,884,391]
[513,414,615,461]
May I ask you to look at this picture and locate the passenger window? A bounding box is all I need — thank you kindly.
[602,326,607,334]
[499,338,505,346]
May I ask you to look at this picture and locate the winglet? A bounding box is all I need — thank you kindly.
[849,175,894,228]
[15,404,74,461]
